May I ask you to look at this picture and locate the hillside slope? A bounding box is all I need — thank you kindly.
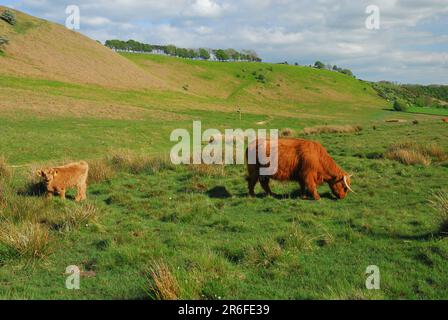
[0,6,164,89]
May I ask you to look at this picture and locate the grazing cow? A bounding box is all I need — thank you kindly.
[246,138,354,200]
[36,161,89,202]
[442,118,448,123]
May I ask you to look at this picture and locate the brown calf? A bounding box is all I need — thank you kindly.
[37,161,89,202]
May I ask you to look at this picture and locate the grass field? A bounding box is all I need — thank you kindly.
[1,121,447,299]
[1,7,448,299]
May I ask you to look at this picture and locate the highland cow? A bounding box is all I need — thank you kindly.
[246,138,354,200]
[36,161,89,202]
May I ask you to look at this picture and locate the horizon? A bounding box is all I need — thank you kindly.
[2,1,448,85]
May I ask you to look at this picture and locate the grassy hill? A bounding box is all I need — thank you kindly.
[0,8,447,300]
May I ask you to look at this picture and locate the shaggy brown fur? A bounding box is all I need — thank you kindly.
[37,161,89,202]
[246,138,352,200]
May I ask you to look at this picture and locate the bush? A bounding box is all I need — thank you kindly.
[0,10,17,26]
[393,99,408,112]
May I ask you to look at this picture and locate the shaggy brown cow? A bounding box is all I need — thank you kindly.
[36,161,89,202]
[442,118,448,123]
[246,138,354,200]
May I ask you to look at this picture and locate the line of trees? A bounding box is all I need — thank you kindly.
[314,60,354,77]
[104,39,262,62]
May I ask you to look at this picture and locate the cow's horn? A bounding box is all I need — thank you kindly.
[343,175,355,193]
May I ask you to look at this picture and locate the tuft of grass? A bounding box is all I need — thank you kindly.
[429,191,448,235]
[88,158,116,184]
[246,240,282,268]
[303,124,362,135]
[385,149,431,166]
[145,260,180,300]
[0,221,51,259]
[385,142,447,166]
[60,203,100,231]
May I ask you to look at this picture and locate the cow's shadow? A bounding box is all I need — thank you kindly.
[269,190,336,201]
[205,186,336,201]
[206,186,232,199]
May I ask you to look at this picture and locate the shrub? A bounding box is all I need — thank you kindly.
[303,125,362,135]
[429,191,448,235]
[393,99,408,112]
[145,260,180,300]
[0,10,17,25]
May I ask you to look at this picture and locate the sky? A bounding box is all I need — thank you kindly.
[3,0,448,84]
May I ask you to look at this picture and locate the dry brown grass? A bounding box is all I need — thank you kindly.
[0,156,11,181]
[303,124,362,135]
[88,158,116,184]
[0,221,51,259]
[385,149,431,166]
[146,260,180,300]
[385,142,447,166]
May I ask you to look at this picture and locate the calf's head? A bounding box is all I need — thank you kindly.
[36,168,58,183]
[329,174,354,199]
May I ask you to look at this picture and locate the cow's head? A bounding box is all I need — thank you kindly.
[329,174,354,199]
[36,168,58,183]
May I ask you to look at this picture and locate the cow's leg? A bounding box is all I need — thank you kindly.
[81,183,87,200]
[247,175,258,197]
[259,176,273,196]
[76,184,87,201]
[46,190,53,199]
[247,164,259,197]
[298,180,307,199]
[59,189,66,200]
[305,174,320,200]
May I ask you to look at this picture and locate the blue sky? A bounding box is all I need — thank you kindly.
[3,0,447,84]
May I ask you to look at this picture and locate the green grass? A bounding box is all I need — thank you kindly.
[1,121,447,299]
[406,106,448,117]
